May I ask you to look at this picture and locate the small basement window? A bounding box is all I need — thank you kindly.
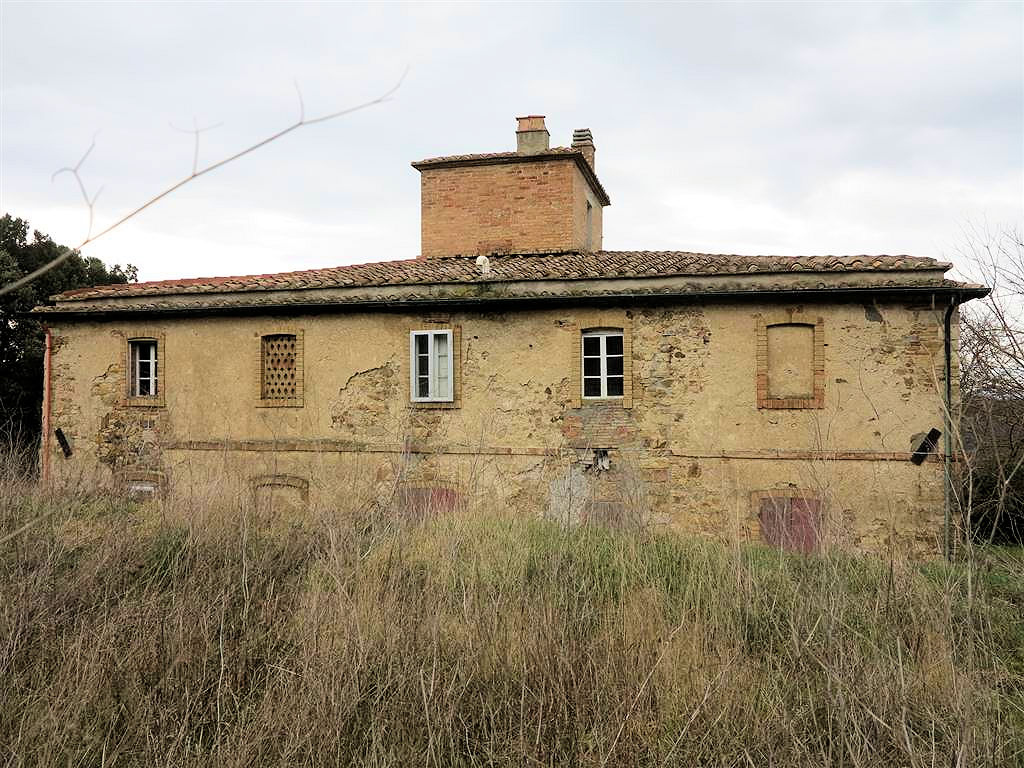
[129,339,158,398]
[120,470,165,500]
[128,480,159,499]
[410,330,454,402]
[253,475,309,516]
[582,329,624,399]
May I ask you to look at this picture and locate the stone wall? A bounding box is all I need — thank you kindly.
[44,297,956,556]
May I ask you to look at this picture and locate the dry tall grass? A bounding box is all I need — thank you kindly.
[1,469,1021,766]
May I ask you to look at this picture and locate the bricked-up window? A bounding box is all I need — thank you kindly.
[767,323,814,398]
[261,334,298,401]
[757,494,821,554]
[129,340,158,398]
[582,330,624,399]
[756,316,824,410]
[410,330,454,402]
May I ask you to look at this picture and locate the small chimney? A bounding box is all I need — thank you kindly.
[572,128,595,168]
[516,115,550,154]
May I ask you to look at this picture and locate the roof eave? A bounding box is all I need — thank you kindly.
[31,279,989,319]
[412,151,611,206]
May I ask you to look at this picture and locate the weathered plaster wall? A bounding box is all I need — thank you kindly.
[44,297,954,555]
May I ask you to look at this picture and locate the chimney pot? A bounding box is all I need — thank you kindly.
[572,128,596,169]
[516,114,550,154]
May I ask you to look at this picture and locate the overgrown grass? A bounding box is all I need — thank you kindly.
[1,484,1021,766]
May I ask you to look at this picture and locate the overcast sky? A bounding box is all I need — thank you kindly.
[2,1,1022,284]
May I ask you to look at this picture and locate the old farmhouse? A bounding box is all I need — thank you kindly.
[33,116,987,555]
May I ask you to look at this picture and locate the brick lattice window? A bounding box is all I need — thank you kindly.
[257,330,304,407]
[262,334,297,399]
[753,491,822,553]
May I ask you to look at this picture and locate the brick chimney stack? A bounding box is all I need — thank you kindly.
[516,115,550,154]
[572,128,596,169]
[412,116,609,258]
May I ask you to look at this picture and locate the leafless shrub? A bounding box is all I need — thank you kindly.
[0,465,1020,766]
[955,225,1024,544]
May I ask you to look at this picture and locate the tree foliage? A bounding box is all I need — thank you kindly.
[0,213,135,457]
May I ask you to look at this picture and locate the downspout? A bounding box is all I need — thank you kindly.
[41,326,52,485]
[942,298,955,560]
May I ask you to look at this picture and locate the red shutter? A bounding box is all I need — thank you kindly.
[759,496,788,549]
[759,496,820,554]
[787,498,821,554]
[396,486,460,520]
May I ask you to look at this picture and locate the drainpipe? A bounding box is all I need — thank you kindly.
[41,326,52,485]
[942,298,955,560]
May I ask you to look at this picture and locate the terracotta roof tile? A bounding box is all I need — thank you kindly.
[55,251,952,303]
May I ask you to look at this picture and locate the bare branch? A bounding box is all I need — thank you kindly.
[956,225,1024,543]
[0,67,408,298]
[50,133,101,242]
[170,118,224,175]
[293,78,305,123]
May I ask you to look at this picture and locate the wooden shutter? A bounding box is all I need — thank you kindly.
[395,485,460,521]
[759,496,821,554]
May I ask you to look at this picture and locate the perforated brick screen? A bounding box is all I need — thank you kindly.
[261,334,297,400]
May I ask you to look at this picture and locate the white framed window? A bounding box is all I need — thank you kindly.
[410,329,454,402]
[129,339,158,398]
[582,329,624,399]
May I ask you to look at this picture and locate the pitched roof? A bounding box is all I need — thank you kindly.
[54,251,955,302]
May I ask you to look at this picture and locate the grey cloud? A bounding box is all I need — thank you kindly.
[1,1,1020,281]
